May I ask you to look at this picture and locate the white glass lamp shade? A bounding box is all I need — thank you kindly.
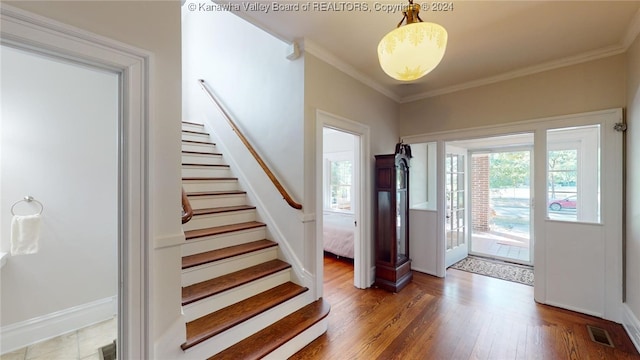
[378,22,448,81]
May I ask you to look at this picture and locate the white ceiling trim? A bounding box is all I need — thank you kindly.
[306,36,630,105]
[303,39,401,103]
[401,44,628,103]
[623,8,640,49]
[212,3,640,106]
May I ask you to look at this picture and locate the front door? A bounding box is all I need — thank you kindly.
[444,145,468,268]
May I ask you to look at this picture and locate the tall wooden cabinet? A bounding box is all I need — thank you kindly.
[374,153,412,292]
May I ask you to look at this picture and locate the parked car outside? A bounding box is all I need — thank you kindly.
[548,195,577,211]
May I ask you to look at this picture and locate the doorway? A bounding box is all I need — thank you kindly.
[470,149,533,265]
[444,133,535,266]
[1,43,119,357]
[322,127,359,264]
[1,6,150,358]
[316,111,370,289]
[1,45,119,356]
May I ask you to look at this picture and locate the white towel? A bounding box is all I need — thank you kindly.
[11,214,41,255]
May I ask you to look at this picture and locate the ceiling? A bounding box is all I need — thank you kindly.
[228,1,640,103]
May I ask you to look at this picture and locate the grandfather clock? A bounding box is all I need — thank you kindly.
[374,153,412,292]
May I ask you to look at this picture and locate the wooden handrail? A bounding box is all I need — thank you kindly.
[181,187,194,224]
[198,79,302,210]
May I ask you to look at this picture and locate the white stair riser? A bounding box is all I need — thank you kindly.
[182,166,231,178]
[182,132,210,142]
[181,294,309,360]
[182,270,291,322]
[263,318,329,360]
[182,142,216,153]
[182,123,205,132]
[182,154,224,166]
[182,179,238,193]
[183,210,256,232]
[181,247,278,287]
[188,194,246,209]
[182,228,266,256]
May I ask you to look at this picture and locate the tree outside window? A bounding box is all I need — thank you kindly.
[548,149,578,200]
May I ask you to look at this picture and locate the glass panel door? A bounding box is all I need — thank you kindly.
[444,145,468,268]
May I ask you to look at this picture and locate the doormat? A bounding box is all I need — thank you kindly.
[449,256,534,286]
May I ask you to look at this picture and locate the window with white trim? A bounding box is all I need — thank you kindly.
[547,125,600,223]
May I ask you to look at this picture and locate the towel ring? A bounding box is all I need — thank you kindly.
[10,196,44,216]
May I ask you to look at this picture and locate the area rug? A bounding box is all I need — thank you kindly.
[449,256,534,286]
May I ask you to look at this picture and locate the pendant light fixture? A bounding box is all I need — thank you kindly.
[377,0,448,81]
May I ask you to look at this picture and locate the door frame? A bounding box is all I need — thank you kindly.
[443,144,469,268]
[1,5,151,358]
[403,108,623,322]
[316,110,371,289]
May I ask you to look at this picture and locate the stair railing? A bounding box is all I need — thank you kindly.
[181,187,194,224]
[198,79,302,210]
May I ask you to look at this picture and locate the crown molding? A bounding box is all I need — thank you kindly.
[623,8,640,49]
[403,8,640,103]
[400,44,628,103]
[204,2,640,105]
[302,39,401,102]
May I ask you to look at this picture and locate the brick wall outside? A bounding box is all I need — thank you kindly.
[472,155,490,231]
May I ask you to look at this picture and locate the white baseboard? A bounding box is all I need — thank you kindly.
[152,314,187,360]
[0,296,117,355]
[411,266,440,277]
[622,304,640,353]
[543,300,603,319]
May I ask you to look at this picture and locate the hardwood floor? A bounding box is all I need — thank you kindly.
[291,255,640,359]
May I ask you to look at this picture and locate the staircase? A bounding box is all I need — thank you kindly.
[180,121,329,359]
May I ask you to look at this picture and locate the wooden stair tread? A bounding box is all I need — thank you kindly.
[182,129,210,136]
[185,221,265,240]
[182,139,215,146]
[182,239,277,270]
[182,121,203,126]
[181,281,308,350]
[182,163,229,167]
[209,298,330,360]
[183,177,238,181]
[182,259,290,305]
[192,205,256,216]
[182,150,223,156]
[186,190,246,197]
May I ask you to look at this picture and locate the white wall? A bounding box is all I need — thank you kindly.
[4,1,183,355]
[400,55,626,135]
[409,210,439,275]
[409,142,439,276]
[409,142,437,210]
[323,128,355,154]
[304,53,399,286]
[0,45,117,334]
[625,32,640,340]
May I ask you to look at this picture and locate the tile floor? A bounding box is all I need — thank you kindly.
[0,317,116,360]
[471,231,531,263]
